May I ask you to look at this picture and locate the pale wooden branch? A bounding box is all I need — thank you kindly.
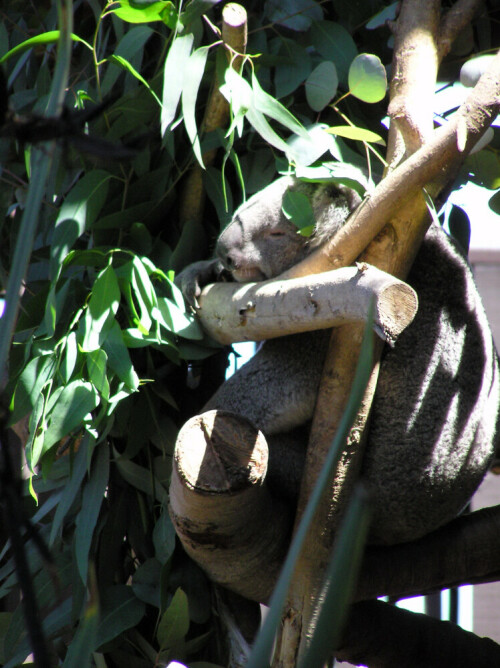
[196,264,418,346]
[386,0,440,164]
[178,4,247,225]
[169,410,292,602]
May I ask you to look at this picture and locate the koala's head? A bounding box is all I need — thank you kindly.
[216,176,360,281]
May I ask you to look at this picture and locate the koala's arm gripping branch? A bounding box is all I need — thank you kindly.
[196,264,418,346]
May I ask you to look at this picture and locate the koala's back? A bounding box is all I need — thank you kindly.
[365,224,500,543]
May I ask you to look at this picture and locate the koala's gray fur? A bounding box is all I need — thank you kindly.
[177,176,500,545]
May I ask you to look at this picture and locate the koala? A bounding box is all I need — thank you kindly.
[177,176,500,545]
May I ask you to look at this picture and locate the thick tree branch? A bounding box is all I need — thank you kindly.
[197,264,417,346]
[336,600,500,667]
[438,0,483,60]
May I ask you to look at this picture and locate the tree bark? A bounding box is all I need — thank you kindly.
[197,264,417,345]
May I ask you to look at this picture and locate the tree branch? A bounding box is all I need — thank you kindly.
[197,264,417,346]
[336,599,500,667]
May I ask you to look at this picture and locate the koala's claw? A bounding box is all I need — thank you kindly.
[175,259,224,309]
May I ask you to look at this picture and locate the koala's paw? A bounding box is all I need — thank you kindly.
[175,259,223,309]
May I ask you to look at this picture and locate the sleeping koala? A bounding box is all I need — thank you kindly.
[176,176,500,545]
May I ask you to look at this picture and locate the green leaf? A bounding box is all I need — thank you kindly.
[102,320,140,391]
[110,0,176,26]
[61,331,78,383]
[162,33,195,133]
[107,54,161,105]
[42,380,100,453]
[247,311,374,668]
[348,53,387,103]
[305,61,338,111]
[10,354,56,424]
[295,161,368,196]
[49,443,89,546]
[301,486,371,667]
[157,297,203,340]
[309,21,357,86]
[153,510,177,565]
[86,348,110,399]
[181,45,211,167]
[50,171,111,280]
[325,125,384,144]
[157,588,189,651]
[274,40,312,99]
[94,586,145,649]
[265,0,323,32]
[75,445,110,583]
[81,264,121,352]
[115,457,169,504]
[132,558,162,607]
[251,71,309,141]
[0,31,91,65]
[282,190,316,235]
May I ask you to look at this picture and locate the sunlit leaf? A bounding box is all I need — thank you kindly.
[325,125,384,144]
[0,31,91,65]
[181,45,210,167]
[162,33,194,133]
[108,54,161,105]
[110,0,176,26]
[348,53,387,103]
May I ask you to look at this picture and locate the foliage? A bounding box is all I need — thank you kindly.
[0,1,499,666]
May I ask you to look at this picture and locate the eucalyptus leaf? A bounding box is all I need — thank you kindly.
[10,354,56,424]
[157,587,189,651]
[102,320,140,391]
[265,0,323,32]
[42,380,100,454]
[110,0,176,26]
[305,61,338,111]
[94,586,146,649]
[309,21,357,86]
[75,445,110,583]
[0,31,91,65]
[50,171,111,280]
[181,45,211,167]
[348,53,387,103]
[282,190,316,235]
[326,125,384,144]
[162,33,194,133]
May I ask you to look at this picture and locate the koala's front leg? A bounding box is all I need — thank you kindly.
[204,331,330,435]
[175,258,225,308]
